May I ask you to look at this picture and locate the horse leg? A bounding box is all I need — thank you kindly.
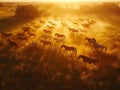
[105,47,107,52]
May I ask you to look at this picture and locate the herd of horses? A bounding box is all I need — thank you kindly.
[0,17,107,66]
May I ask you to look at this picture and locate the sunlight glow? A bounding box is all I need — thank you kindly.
[0,0,119,2]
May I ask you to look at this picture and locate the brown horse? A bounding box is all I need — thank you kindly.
[78,55,98,65]
[1,32,13,38]
[82,23,90,28]
[61,44,77,54]
[41,35,52,40]
[91,42,107,52]
[55,33,65,38]
[68,27,79,33]
[28,33,36,37]
[43,30,52,34]
[40,40,52,46]
[85,37,96,45]
[7,39,18,47]
[53,38,64,43]
[22,26,30,32]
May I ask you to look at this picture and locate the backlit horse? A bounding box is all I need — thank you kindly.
[43,30,52,34]
[22,26,30,32]
[78,55,98,65]
[1,32,13,38]
[82,23,90,28]
[28,33,36,37]
[55,33,65,38]
[47,25,54,29]
[41,35,52,40]
[53,38,64,43]
[68,27,79,33]
[60,44,77,54]
[85,37,96,45]
[92,42,107,52]
[7,39,18,47]
[40,40,52,46]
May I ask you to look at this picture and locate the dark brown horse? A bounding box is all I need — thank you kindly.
[85,37,96,45]
[82,23,90,28]
[7,39,18,47]
[22,26,30,32]
[1,32,13,38]
[43,30,52,34]
[61,45,77,54]
[40,40,52,46]
[55,33,65,38]
[78,55,98,65]
[68,27,79,33]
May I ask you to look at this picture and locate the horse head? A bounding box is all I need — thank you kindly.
[78,55,83,59]
[60,44,65,48]
[85,37,89,40]
[73,48,77,54]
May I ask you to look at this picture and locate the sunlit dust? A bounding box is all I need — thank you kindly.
[0,1,120,90]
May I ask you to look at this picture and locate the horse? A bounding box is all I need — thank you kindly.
[82,23,90,28]
[48,21,56,26]
[78,18,84,21]
[28,33,36,37]
[39,20,45,24]
[87,20,96,25]
[22,26,30,32]
[55,33,65,38]
[43,30,52,34]
[72,21,78,25]
[1,32,13,38]
[85,37,96,45]
[61,22,67,27]
[7,39,18,47]
[47,25,53,29]
[91,42,107,52]
[17,36,28,41]
[60,44,77,54]
[68,27,79,33]
[41,35,52,40]
[40,40,52,46]
[78,55,98,65]
[17,33,25,37]
[53,38,64,43]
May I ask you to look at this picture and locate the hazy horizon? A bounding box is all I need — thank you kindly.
[0,0,120,2]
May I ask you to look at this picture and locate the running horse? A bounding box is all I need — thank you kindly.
[40,40,52,46]
[78,55,98,65]
[85,37,96,45]
[41,35,52,40]
[43,30,52,34]
[82,23,90,28]
[68,27,79,33]
[7,39,18,47]
[22,26,30,33]
[1,32,13,38]
[55,33,65,38]
[60,45,77,54]
[92,42,107,52]
[53,38,64,43]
